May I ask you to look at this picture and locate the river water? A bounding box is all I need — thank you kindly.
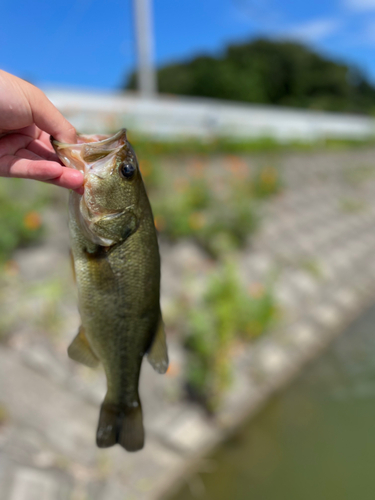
[166,304,375,500]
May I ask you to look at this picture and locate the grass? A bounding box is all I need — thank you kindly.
[299,258,323,279]
[0,179,48,264]
[184,263,278,411]
[339,197,367,213]
[127,133,375,157]
[149,159,281,258]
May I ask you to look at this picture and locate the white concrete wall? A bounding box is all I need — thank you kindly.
[44,89,375,141]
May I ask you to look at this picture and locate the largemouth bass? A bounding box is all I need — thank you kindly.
[51,129,168,452]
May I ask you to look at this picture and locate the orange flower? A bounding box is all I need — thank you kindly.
[23,211,41,230]
[166,361,180,377]
[225,156,248,179]
[154,215,166,232]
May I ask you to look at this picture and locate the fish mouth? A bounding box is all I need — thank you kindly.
[50,129,128,175]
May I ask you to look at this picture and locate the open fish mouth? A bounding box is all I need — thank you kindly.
[50,129,128,176]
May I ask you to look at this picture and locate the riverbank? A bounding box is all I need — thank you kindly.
[1,146,375,499]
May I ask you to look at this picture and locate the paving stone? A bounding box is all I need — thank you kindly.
[9,468,58,500]
[289,323,318,346]
[0,453,13,499]
[156,408,216,453]
[334,288,359,310]
[288,271,319,296]
[313,304,341,328]
[258,344,290,376]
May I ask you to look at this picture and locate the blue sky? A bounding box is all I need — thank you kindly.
[1,0,375,90]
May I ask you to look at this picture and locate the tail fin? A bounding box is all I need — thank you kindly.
[96,401,144,452]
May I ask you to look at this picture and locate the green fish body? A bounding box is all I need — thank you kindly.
[52,129,168,452]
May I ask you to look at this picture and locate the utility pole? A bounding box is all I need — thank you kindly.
[133,0,157,97]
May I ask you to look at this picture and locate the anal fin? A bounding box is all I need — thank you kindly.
[147,315,169,374]
[68,326,99,368]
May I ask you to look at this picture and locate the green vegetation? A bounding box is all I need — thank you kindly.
[138,151,283,409]
[0,179,45,264]
[149,160,281,258]
[151,173,259,258]
[185,263,278,411]
[138,155,165,192]
[339,197,367,213]
[127,134,375,159]
[299,258,323,279]
[126,39,375,115]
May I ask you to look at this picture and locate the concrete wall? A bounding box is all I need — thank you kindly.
[44,89,375,141]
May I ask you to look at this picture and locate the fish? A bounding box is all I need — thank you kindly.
[51,129,168,452]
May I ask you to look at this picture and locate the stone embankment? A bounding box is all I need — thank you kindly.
[1,147,375,499]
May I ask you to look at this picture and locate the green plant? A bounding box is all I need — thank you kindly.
[138,155,165,192]
[339,197,366,213]
[197,197,259,258]
[152,176,213,239]
[151,171,261,257]
[252,165,282,198]
[0,179,45,264]
[185,263,278,411]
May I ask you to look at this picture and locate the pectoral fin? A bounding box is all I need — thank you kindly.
[68,326,99,368]
[147,316,169,374]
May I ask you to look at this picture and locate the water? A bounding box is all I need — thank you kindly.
[166,304,375,500]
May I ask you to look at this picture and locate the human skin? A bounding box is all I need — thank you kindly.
[0,70,83,191]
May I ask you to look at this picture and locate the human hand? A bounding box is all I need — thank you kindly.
[0,70,83,191]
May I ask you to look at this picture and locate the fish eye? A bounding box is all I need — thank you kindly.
[119,162,136,179]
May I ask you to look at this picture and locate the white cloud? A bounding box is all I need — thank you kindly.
[345,0,375,11]
[278,18,341,43]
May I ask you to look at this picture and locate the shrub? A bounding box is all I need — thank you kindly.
[184,263,278,411]
[0,179,44,264]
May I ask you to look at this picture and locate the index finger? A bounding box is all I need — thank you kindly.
[23,84,77,144]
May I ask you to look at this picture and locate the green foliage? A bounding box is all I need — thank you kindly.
[138,156,165,192]
[339,197,366,213]
[299,258,323,279]
[150,159,281,257]
[0,179,45,264]
[152,176,212,238]
[185,263,278,411]
[152,174,259,258]
[197,196,259,258]
[127,39,375,115]
[252,165,283,198]
[127,135,375,159]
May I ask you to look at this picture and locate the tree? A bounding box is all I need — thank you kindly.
[125,39,375,114]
